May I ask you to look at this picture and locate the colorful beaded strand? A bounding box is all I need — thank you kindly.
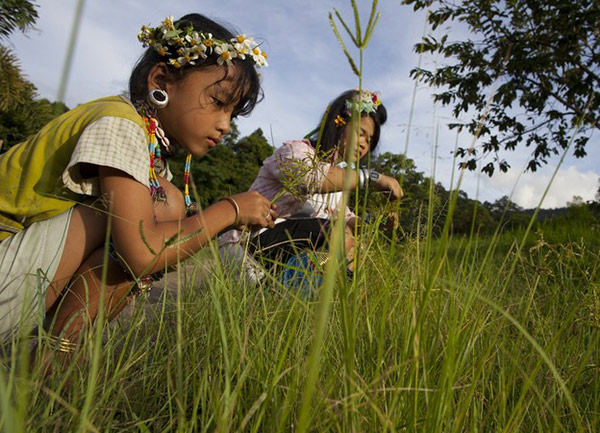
[144,116,166,201]
[136,103,197,215]
[184,153,193,210]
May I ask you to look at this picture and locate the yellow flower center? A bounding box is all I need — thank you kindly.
[237,35,246,43]
[205,40,213,47]
[221,51,231,60]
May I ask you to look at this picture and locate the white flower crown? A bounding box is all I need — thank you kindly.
[138,16,268,69]
[345,89,382,114]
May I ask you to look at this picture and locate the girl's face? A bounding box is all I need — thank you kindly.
[150,65,240,158]
[338,116,375,163]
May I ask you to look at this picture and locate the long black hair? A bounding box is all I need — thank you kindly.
[129,13,263,117]
[307,89,387,157]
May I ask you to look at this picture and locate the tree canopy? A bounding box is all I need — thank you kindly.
[0,0,66,151]
[404,0,600,176]
[0,0,38,40]
[0,0,39,111]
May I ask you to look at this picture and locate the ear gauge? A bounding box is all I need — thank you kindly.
[148,88,169,108]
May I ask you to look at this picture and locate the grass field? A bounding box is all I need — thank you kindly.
[1,216,598,432]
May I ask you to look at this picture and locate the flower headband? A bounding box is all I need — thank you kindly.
[138,16,268,69]
[345,89,382,115]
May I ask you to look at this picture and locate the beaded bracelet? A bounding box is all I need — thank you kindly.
[222,197,240,226]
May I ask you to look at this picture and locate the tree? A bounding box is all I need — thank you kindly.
[404,0,599,176]
[0,0,61,153]
[0,46,30,111]
[0,85,68,151]
[0,0,38,39]
[0,1,39,108]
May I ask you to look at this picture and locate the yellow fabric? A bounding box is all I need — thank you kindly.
[0,96,145,241]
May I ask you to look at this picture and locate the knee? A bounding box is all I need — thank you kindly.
[155,177,187,221]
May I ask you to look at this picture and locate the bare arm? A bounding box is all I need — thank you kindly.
[100,166,274,277]
[319,166,404,200]
[319,166,359,193]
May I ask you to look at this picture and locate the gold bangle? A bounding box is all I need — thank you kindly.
[222,197,240,226]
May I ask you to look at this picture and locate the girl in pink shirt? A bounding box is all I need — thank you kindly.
[220,89,402,288]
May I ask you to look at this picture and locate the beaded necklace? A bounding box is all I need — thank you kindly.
[136,103,197,215]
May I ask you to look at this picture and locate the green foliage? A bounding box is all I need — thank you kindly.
[0,83,69,152]
[0,46,29,111]
[0,0,38,40]
[0,4,69,151]
[404,0,600,175]
[563,196,598,226]
[168,123,273,208]
[0,1,39,111]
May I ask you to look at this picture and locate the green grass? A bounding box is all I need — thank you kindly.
[1,220,598,432]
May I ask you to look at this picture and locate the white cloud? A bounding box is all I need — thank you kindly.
[480,165,599,208]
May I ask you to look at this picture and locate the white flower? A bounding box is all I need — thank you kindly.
[152,43,169,57]
[172,34,186,46]
[177,47,198,66]
[251,47,268,67]
[202,34,215,54]
[215,43,237,66]
[188,32,201,45]
[169,58,183,68]
[233,35,256,59]
[162,16,175,31]
[192,43,208,59]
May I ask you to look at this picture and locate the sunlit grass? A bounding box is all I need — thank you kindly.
[1,219,598,432]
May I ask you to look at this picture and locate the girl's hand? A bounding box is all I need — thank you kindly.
[381,211,399,231]
[374,174,403,201]
[229,191,278,231]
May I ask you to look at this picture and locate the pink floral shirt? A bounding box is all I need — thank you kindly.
[219,139,355,245]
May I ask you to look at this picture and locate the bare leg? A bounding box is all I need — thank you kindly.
[47,248,133,340]
[44,205,107,310]
[42,177,186,349]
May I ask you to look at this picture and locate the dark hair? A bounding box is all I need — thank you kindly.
[129,13,262,117]
[308,89,387,157]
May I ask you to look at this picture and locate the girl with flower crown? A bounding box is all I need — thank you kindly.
[0,14,277,356]
[220,89,402,290]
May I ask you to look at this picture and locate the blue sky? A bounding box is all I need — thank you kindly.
[7,0,599,208]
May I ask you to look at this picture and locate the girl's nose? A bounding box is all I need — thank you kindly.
[216,114,231,135]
